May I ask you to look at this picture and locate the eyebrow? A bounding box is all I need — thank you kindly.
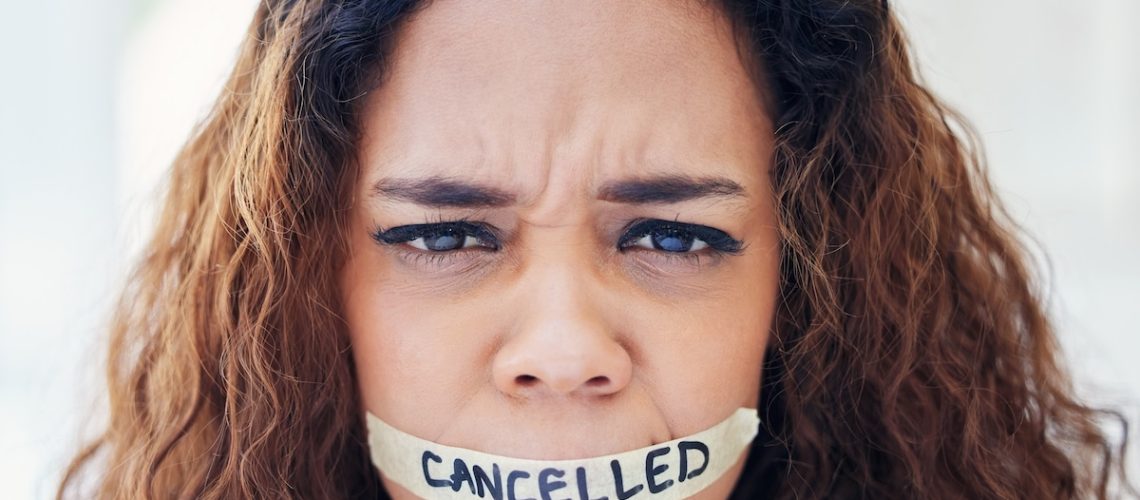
[371,174,746,208]
[372,176,516,208]
[596,175,746,204]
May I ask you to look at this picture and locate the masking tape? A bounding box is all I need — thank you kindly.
[366,407,759,499]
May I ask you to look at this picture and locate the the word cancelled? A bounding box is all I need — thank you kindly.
[366,408,760,500]
[421,440,710,500]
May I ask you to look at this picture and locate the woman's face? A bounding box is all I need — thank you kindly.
[340,1,780,497]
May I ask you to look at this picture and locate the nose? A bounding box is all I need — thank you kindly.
[492,262,633,399]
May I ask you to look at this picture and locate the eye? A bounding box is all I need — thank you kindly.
[627,230,709,253]
[618,219,743,255]
[406,227,482,252]
[372,221,500,253]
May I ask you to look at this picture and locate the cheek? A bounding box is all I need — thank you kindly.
[634,276,775,427]
[337,227,499,425]
[627,217,779,416]
[342,253,498,423]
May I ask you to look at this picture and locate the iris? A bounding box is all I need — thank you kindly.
[650,227,696,252]
[420,228,465,251]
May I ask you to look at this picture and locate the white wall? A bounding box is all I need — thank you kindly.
[0,1,127,498]
[1,1,1136,498]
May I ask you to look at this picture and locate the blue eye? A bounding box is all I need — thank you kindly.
[618,219,743,254]
[372,221,500,252]
[626,228,709,252]
[372,219,742,261]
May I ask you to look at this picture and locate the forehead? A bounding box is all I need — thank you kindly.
[358,0,772,202]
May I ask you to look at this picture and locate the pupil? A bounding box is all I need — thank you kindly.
[423,229,463,251]
[652,229,693,252]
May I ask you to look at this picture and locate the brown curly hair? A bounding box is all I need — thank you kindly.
[59,0,1133,498]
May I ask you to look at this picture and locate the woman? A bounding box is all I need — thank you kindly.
[60,0,1132,498]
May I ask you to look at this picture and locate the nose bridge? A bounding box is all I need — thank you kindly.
[511,229,616,343]
[524,237,596,309]
[492,237,632,398]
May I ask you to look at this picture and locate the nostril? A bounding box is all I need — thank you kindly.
[585,376,610,387]
[516,374,539,386]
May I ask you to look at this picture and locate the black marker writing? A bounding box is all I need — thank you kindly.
[417,439,713,498]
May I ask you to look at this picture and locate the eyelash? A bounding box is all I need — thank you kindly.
[370,218,744,269]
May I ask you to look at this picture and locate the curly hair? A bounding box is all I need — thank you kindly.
[59,1,1132,498]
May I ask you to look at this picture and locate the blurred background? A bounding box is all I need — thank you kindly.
[1,0,1137,497]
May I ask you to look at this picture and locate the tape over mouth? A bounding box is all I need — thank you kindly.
[366,407,760,500]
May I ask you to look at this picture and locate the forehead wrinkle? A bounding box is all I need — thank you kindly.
[359,0,773,218]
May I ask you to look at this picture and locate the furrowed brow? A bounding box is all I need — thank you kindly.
[371,173,746,208]
[371,176,516,208]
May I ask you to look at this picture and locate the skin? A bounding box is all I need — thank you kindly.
[339,1,780,498]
